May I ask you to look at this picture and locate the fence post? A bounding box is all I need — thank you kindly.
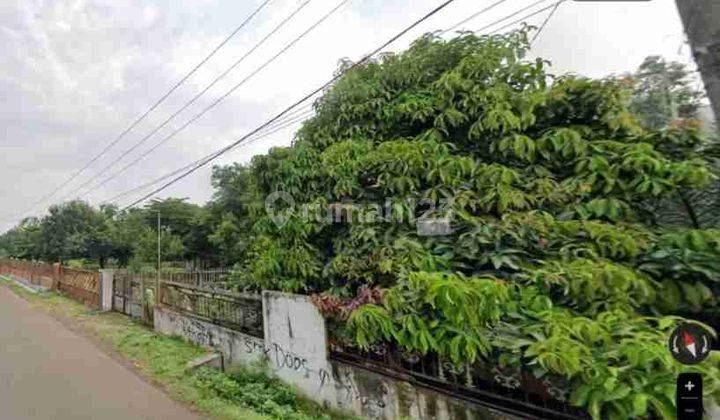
[52,263,61,290]
[140,275,147,323]
[99,269,115,312]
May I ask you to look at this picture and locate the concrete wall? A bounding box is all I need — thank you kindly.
[261,291,512,420]
[262,291,336,403]
[155,291,518,420]
[323,360,513,419]
[154,306,265,367]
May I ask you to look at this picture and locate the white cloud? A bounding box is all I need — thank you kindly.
[0,0,697,232]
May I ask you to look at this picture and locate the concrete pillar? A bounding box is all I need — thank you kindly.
[262,291,335,401]
[99,269,115,312]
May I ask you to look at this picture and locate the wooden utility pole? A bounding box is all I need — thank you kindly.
[676,0,720,125]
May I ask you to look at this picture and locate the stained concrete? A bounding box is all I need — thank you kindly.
[154,305,265,366]
[154,292,523,419]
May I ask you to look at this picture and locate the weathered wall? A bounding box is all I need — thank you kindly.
[155,291,519,419]
[262,291,336,403]
[154,306,265,367]
[261,291,514,420]
[99,269,114,312]
[324,360,515,419]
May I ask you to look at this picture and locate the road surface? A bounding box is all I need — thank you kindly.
[0,286,198,420]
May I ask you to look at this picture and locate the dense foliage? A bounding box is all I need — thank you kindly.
[629,55,704,130]
[221,31,719,418]
[2,30,719,419]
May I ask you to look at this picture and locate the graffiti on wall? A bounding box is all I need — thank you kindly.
[160,307,390,415]
[318,365,389,413]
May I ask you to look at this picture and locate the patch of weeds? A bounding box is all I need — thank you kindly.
[192,366,352,420]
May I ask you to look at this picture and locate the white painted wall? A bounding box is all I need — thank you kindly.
[155,292,518,420]
[99,269,114,312]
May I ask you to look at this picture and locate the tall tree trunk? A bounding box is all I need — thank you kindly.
[676,0,720,125]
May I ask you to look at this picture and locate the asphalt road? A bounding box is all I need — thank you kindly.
[0,286,198,420]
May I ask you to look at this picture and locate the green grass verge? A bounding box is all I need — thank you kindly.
[0,276,350,420]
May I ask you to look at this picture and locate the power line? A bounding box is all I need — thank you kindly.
[98,102,315,205]
[122,0,459,210]
[441,0,512,35]
[77,0,348,201]
[64,0,318,201]
[530,0,564,44]
[488,1,563,34]
[105,106,315,207]
[17,0,273,214]
[475,0,550,33]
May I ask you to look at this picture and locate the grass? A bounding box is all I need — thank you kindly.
[0,276,349,420]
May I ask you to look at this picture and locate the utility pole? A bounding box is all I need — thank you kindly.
[156,210,161,306]
[676,0,720,125]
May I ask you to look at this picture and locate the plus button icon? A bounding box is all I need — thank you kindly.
[685,381,695,392]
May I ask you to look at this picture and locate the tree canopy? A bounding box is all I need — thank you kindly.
[221,31,720,419]
[1,30,719,419]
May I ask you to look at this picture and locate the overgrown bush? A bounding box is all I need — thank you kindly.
[218,29,720,419]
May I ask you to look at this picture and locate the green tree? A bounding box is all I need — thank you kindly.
[626,56,720,230]
[0,217,43,259]
[110,208,147,266]
[37,201,110,264]
[142,198,215,263]
[219,31,720,419]
[206,163,260,265]
[630,55,704,129]
[130,226,184,268]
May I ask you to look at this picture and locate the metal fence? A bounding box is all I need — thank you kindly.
[0,259,100,307]
[328,342,588,420]
[162,267,232,289]
[0,258,56,288]
[112,270,155,324]
[159,279,263,338]
[56,266,100,307]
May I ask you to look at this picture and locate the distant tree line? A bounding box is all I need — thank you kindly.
[0,165,255,269]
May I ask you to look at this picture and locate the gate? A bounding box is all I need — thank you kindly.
[112,270,154,324]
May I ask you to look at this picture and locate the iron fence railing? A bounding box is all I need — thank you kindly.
[163,267,232,289]
[328,341,588,420]
[159,280,263,338]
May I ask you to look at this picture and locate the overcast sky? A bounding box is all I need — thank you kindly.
[0,0,699,232]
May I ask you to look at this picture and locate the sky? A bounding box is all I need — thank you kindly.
[0,0,701,232]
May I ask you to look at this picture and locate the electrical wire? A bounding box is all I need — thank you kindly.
[475,0,549,33]
[98,102,314,204]
[63,0,318,200]
[106,106,316,207]
[530,0,564,44]
[488,1,563,34]
[441,0,512,35]
[121,0,460,210]
[16,0,273,213]
[76,0,348,200]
